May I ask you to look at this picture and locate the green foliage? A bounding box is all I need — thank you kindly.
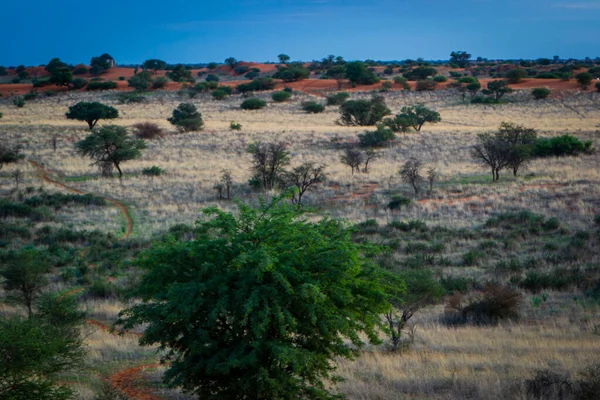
[326,92,350,105]
[278,54,291,64]
[117,198,394,399]
[230,121,242,131]
[90,53,114,73]
[70,78,87,89]
[576,71,593,88]
[206,74,220,82]
[247,142,290,190]
[345,61,380,85]
[506,68,527,83]
[445,283,522,325]
[382,103,441,132]
[72,66,88,75]
[24,193,106,208]
[46,58,73,87]
[433,75,447,82]
[531,87,551,99]
[207,62,218,70]
[142,165,165,176]
[75,125,146,177]
[450,50,471,68]
[152,76,169,89]
[241,97,267,110]
[272,90,292,102]
[358,126,395,147]
[273,64,310,82]
[234,65,250,75]
[338,95,391,126]
[0,143,24,170]
[168,103,204,132]
[86,81,117,90]
[532,134,594,157]
[168,64,193,82]
[0,295,85,400]
[387,196,412,211]
[482,79,512,101]
[116,92,146,104]
[236,78,275,93]
[403,66,437,81]
[301,101,325,113]
[211,89,229,100]
[415,79,437,91]
[65,101,118,129]
[13,97,25,108]
[225,57,238,69]
[535,72,560,79]
[142,59,167,73]
[128,71,153,91]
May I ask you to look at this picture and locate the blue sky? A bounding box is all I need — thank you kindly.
[2,0,599,66]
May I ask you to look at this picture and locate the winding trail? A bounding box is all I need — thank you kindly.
[29,159,160,399]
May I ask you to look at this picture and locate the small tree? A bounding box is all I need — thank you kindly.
[90,53,115,73]
[0,143,24,170]
[576,72,593,89]
[278,54,290,64]
[65,101,118,129]
[400,158,424,195]
[386,268,443,351]
[496,122,537,176]
[247,142,290,190]
[345,61,379,85]
[450,51,471,68]
[168,64,193,82]
[241,98,267,110]
[225,57,238,69]
[358,126,395,147]
[340,148,364,175]
[383,104,441,132]
[282,162,327,205]
[338,96,391,126]
[12,169,23,189]
[272,91,292,102]
[426,167,438,192]
[482,79,513,101]
[128,71,153,91]
[363,149,381,173]
[220,169,233,200]
[273,64,310,82]
[142,59,167,74]
[471,133,511,182]
[46,58,72,87]
[168,103,204,132]
[506,68,527,84]
[301,101,325,113]
[75,125,146,178]
[1,248,50,317]
[326,65,347,90]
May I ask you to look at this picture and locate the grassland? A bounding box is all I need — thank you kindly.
[1,87,599,399]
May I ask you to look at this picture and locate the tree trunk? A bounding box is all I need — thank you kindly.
[115,162,123,178]
[513,165,518,176]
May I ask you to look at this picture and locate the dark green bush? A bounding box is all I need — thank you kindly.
[86,81,118,91]
[72,66,88,75]
[444,283,522,325]
[535,72,560,79]
[531,87,551,99]
[387,196,412,210]
[326,92,350,105]
[212,89,229,100]
[24,193,106,208]
[71,78,87,89]
[205,74,220,82]
[13,97,25,108]
[168,103,204,132]
[415,80,436,91]
[234,65,250,75]
[338,96,390,126]
[403,66,437,81]
[116,92,146,104]
[241,98,267,110]
[358,126,395,147]
[152,76,168,89]
[532,135,594,157]
[271,91,292,102]
[236,78,275,93]
[433,75,448,82]
[301,101,325,113]
[506,68,527,83]
[273,64,310,82]
[142,166,166,176]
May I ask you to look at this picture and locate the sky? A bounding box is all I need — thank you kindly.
[1,0,600,66]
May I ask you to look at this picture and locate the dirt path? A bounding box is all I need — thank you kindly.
[29,159,161,399]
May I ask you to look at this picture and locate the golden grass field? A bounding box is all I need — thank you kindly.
[1,87,599,399]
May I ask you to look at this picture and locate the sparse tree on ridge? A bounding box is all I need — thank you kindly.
[65,101,119,130]
[282,162,327,205]
[450,50,471,68]
[225,57,238,69]
[400,158,424,195]
[247,142,290,190]
[340,148,364,175]
[142,59,167,74]
[278,54,290,64]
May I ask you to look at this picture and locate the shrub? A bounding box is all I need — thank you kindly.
[338,96,391,126]
[326,92,350,105]
[415,80,436,91]
[118,76,125,81]
[301,101,325,113]
[71,78,87,89]
[271,91,292,102]
[345,61,379,85]
[168,103,204,132]
[13,97,25,108]
[433,75,447,82]
[72,66,88,75]
[241,98,267,110]
[65,101,119,129]
[382,104,441,132]
[506,68,527,83]
[230,121,242,131]
[358,126,395,147]
[205,74,220,82]
[531,87,551,99]
[387,195,411,210]
[234,65,250,75]
[273,64,310,82]
[535,72,560,79]
[444,283,522,325]
[236,78,275,93]
[128,72,152,91]
[23,92,38,101]
[152,76,168,89]
[132,122,165,139]
[212,89,229,100]
[116,92,146,104]
[86,81,117,90]
[142,166,166,176]
[576,71,593,88]
[596,81,600,92]
[86,279,118,299]
[532,135,594,157]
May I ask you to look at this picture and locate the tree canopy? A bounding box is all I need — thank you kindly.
[65,101,119,129]
[345,61,379,85]
[168,103,204,132]
[382,104,441,132]
[75,125,146,177]
[117,198,395,400]
[338,95,391,126]
[450,50,471,68]
[142,59,167,74]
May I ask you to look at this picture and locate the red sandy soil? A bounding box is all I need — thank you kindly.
[109,364,162,400]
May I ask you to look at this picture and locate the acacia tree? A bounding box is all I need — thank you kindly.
[450,50,471,68]
[400,158,424,195]
[75,125,146,178]
[340,148,364,175]
[482,79,513,101]
[117,198,396,400]
[496,122,537,176]
[65,101,118,129]
[326,65,347,90]
[282,162,327,205]
[46,57,72,87]
[142,59,167,74]
[0,142,24,170]
[0,248,50,317]
[225,57,238,69]
[168,103,204,132]
[471,132,511,181]
[278,54,290,64]
[363,149,381,173]
[383,104,441,132]
[248,142,290,190]
[338,95,391,126]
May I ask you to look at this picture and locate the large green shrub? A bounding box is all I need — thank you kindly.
[301,101,325,113]
[576,72,593,88]
[506,68,527,83]
[152,76,169,89]
[531,87,551,99]
[168,103,204,132]
[236,78,275,93]
[326,92,350,105]
[532,135,594,157]
[272,91,292,102]
[358,126,395,147]
[273,64,310,82]
[241,98,267,110]
[345,61,379,85]
[338,96,391,126]
[86,81,118,91]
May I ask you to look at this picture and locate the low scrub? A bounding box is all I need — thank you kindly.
[132,122,165,139]
[301,101,325,113]
[444,283,522,325]
[326,92,350,105]
[86,81,118,91]
[241,98,267,110]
